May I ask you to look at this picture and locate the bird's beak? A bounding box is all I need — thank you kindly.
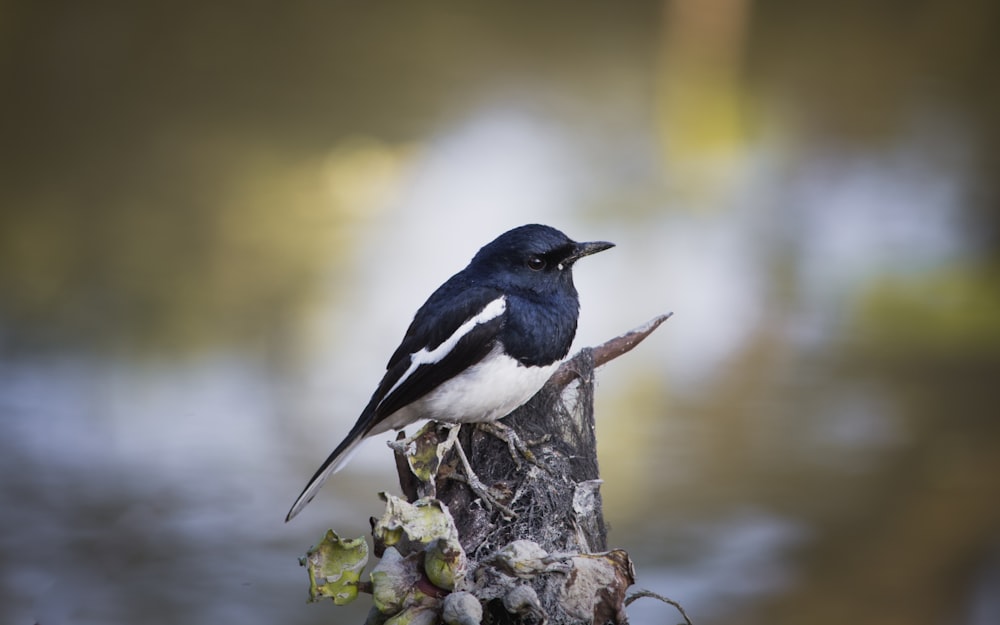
[566,240,615,264]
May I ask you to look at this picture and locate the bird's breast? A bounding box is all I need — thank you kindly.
[389,344,560,427]
[500,294,579,366]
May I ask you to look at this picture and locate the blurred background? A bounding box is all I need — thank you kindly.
[2,1,998,624]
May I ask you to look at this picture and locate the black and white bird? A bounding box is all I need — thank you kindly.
[285,224,613,521]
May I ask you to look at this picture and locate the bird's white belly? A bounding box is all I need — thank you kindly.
[382,345,560,431]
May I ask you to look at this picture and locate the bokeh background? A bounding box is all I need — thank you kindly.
[2,1,999,624]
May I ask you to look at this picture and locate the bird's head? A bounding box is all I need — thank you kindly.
[469,224,614,296]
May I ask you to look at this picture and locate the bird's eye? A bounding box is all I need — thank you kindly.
[526,255,546,271]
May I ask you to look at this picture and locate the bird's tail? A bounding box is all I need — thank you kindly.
[285,422,369,522]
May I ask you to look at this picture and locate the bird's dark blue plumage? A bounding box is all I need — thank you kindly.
[286,224,613,521]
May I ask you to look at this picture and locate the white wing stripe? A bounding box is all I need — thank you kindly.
[382,295,507,404]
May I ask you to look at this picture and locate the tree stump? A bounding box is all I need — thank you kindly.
[393,315,670,625]
[302,315,673,625]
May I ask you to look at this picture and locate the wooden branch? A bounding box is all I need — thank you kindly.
[625,589,694,625]
[546,312,673,390]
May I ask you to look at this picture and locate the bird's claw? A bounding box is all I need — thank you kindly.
[475,421,552,474]
[439,424,518,519]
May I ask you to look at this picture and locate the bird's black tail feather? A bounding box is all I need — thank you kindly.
[284,417,372,522]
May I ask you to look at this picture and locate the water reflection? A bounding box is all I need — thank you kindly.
[2,3,998,625]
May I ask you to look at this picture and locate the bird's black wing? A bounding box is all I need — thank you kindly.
[285,284,505,521]
[367,284,507,424]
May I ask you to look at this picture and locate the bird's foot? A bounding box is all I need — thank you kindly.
[475,421,551,473]
[439,424,517,519]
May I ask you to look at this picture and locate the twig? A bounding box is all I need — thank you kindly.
[625,589,694,625]
[546,313,673,390]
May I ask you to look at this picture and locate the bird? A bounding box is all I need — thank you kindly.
[285,224,614,521]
